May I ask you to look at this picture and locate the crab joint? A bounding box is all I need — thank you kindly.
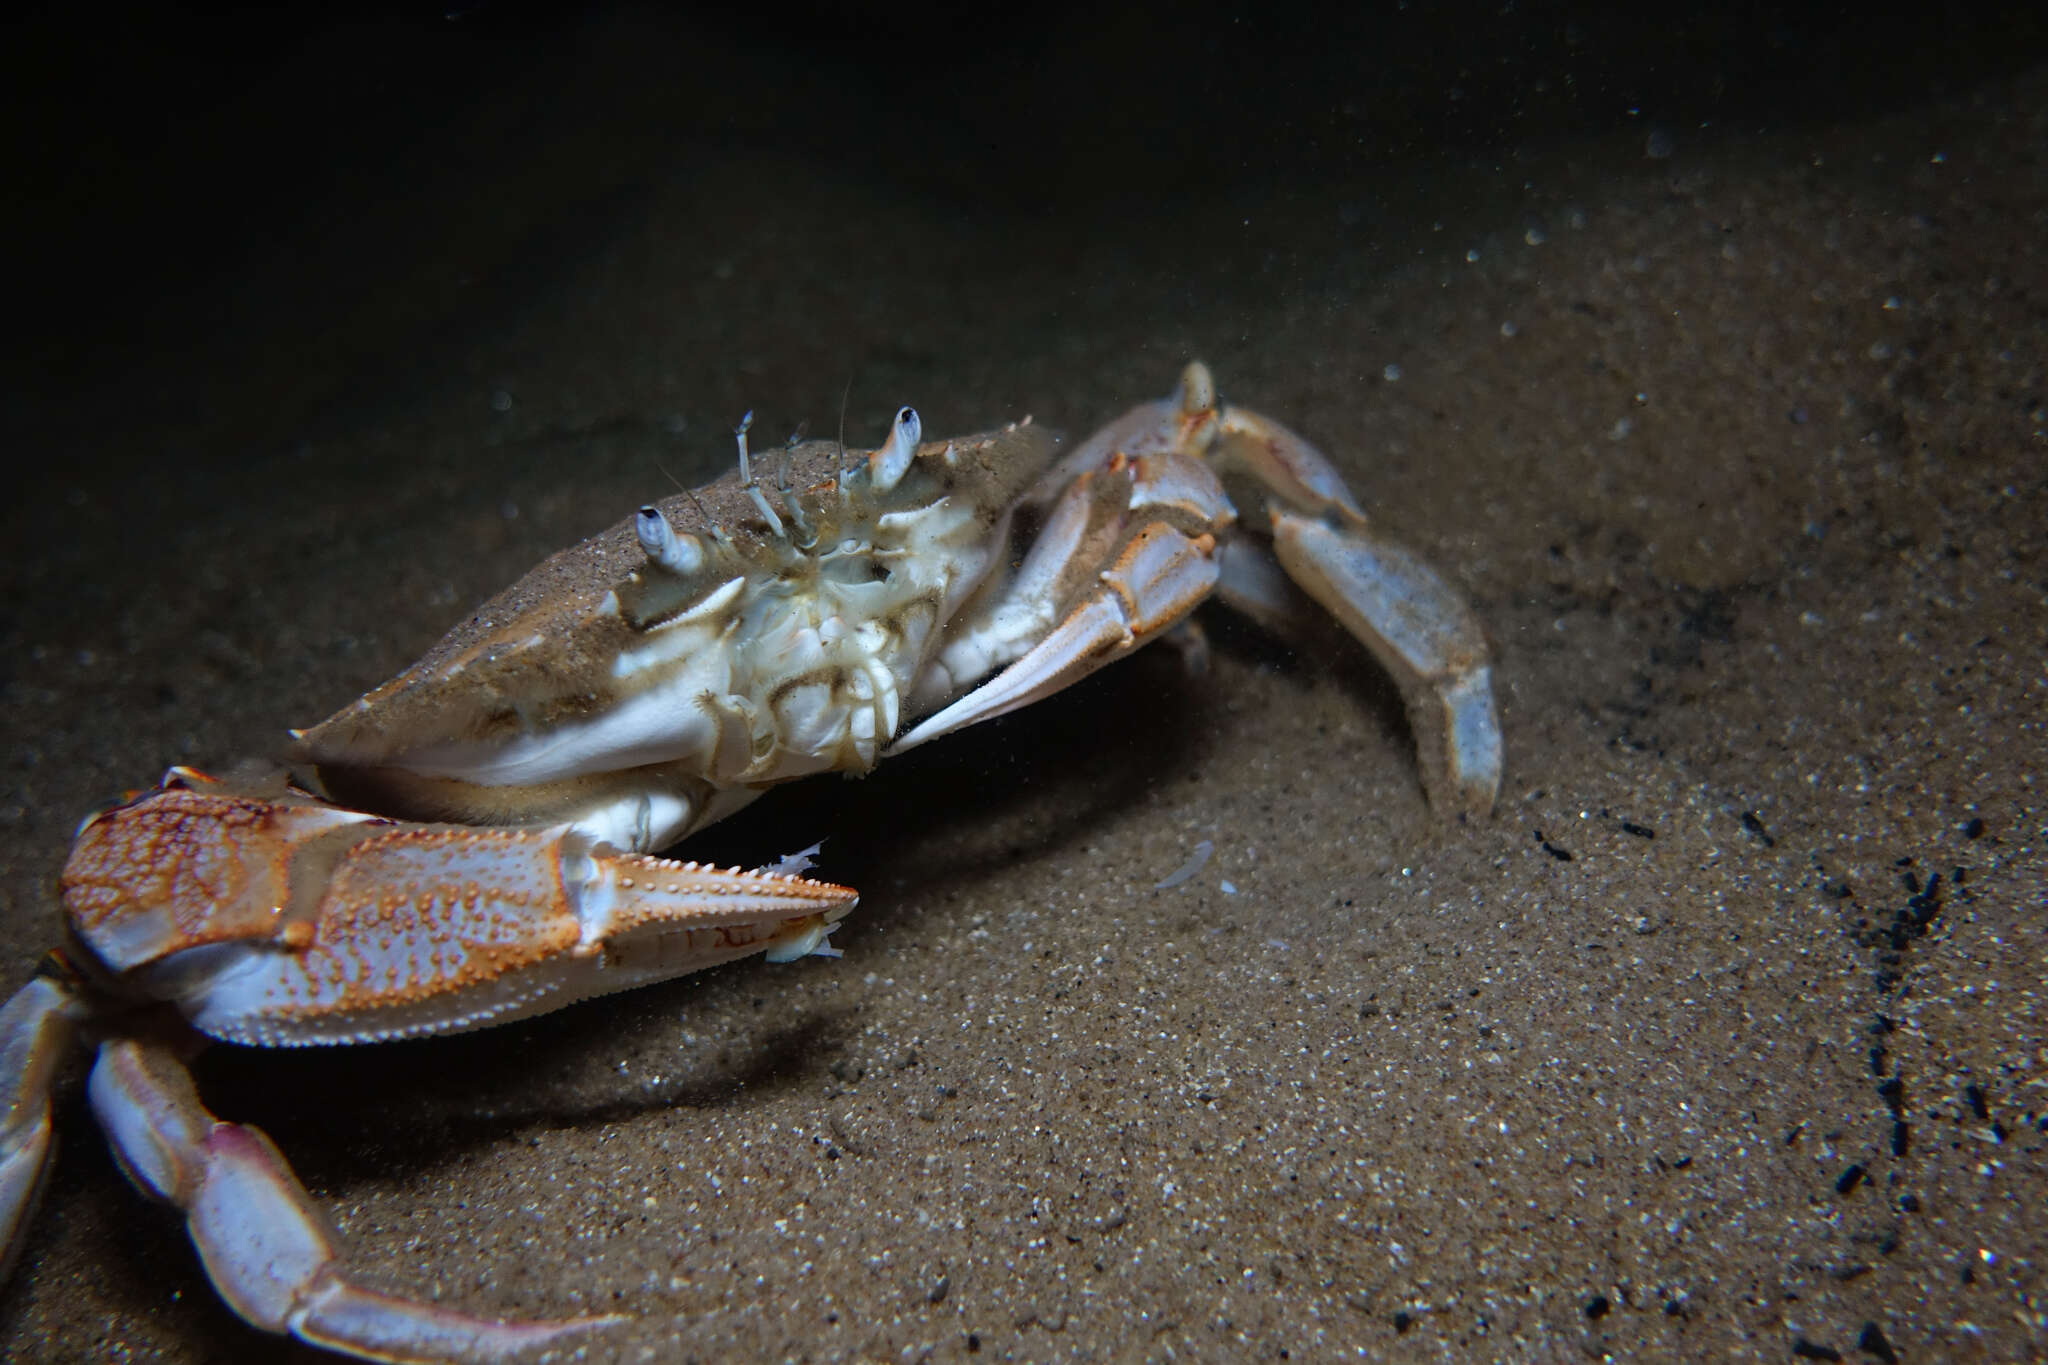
[868,406,922,492]
[634,506,705,576]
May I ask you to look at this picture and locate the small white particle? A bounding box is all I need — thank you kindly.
[1153,841,1214,891]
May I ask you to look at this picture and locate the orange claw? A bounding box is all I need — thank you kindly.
[62,773,856,1048]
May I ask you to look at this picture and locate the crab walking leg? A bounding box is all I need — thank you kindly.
[1202,385,1501,816]
[88,1037,619,1363]
[889,522,1220,753]
[1211,536,1319,635]
[1210,399,1369,523]
[0,977,80,1280]
[1271,507,1502,817]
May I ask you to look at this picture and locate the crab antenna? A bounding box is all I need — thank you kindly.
[656,460,731,548]
[733,410,755,484]
[733,409,786,537]
[777,423,808,493]
[635,505,706,575]
[778,429,815,545]
[834,377,855,494]
[686,487,727,541]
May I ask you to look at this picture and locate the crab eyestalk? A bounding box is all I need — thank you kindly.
[868,406,922,492]
[634,505,706,576]
[1174,358,1217,414]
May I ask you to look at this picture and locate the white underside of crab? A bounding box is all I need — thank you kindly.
[374,478,1005,853]
[0,364,1502,1363]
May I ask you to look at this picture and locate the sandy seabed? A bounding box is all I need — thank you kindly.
[3,13,2042,1362]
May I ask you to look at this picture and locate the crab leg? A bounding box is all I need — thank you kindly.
[0,976,80,1281]
[1206,398,1500,816]
[89,1035,618,1363]
[942,362,1502,814]
[1268,509,1500,816]
[889,450,1226,754]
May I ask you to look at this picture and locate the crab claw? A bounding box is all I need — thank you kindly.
[61,776,860,1047]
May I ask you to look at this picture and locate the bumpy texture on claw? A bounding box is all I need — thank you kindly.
[90,1037,621,1363]
[61,773,859,1046]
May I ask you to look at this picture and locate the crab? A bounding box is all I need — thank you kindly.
[0,363,1499,1362]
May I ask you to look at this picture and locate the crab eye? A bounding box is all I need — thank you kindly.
[635,506,704,576]
[868,406,922,492]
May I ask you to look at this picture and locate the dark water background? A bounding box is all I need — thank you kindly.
[4,4,2044,1361]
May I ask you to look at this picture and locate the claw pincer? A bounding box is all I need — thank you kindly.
[63,772,854,1046]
